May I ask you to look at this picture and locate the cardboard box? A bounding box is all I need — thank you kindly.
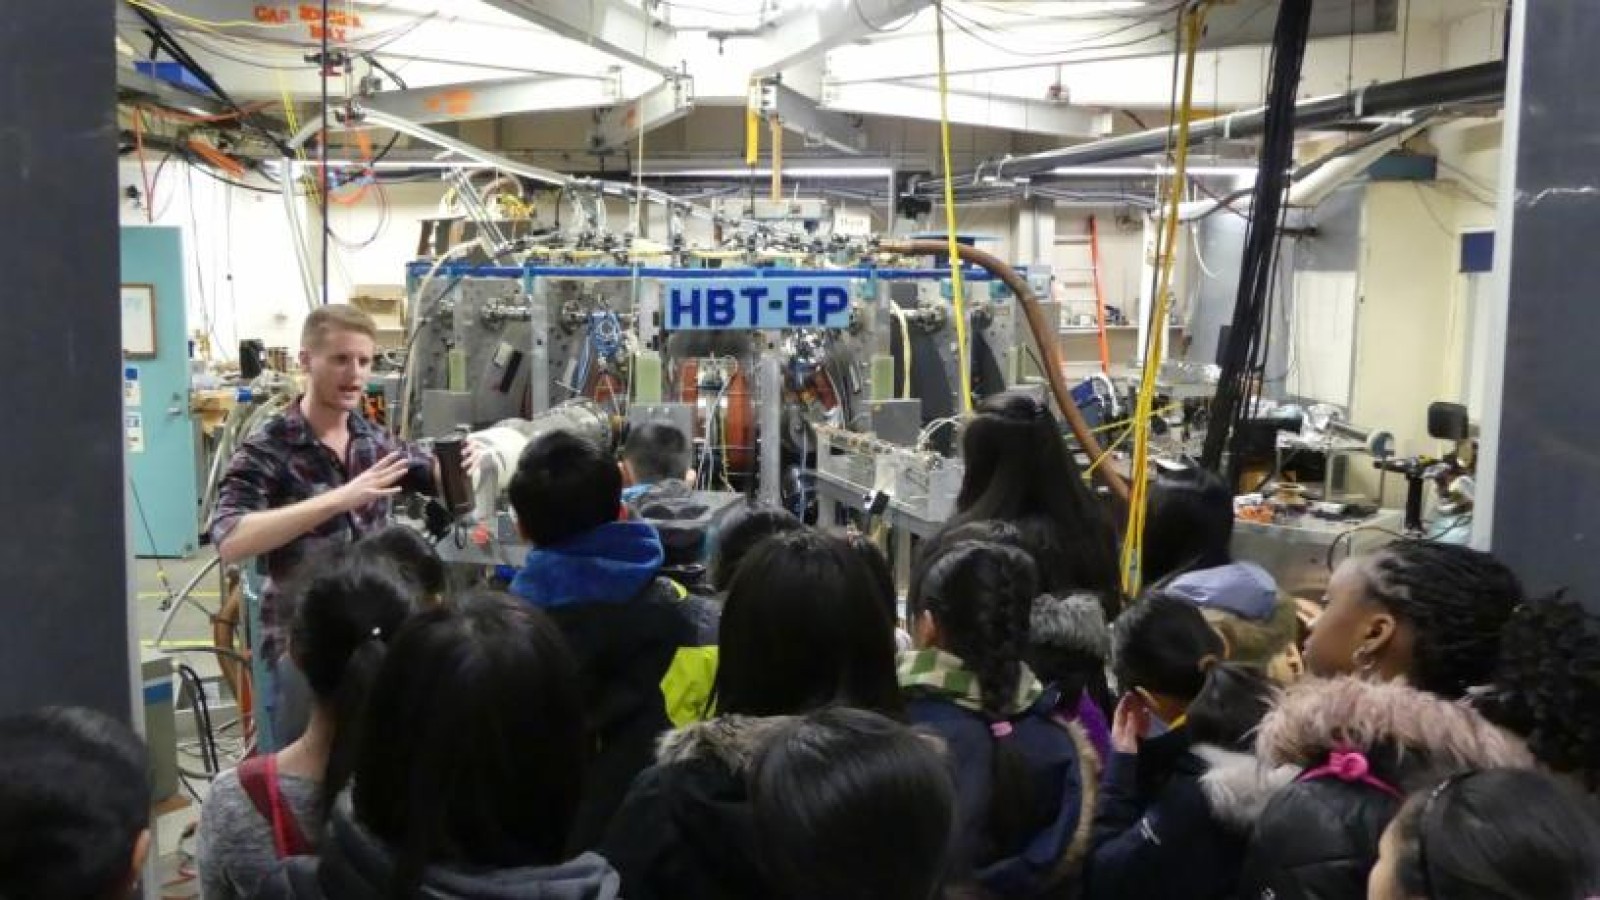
[350,285,407,349]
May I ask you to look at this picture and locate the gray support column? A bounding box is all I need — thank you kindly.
[1477,4,1600,609]
[0,2,133,717]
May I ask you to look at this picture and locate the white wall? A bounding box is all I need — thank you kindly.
[118,161,304,354]
[117,160,451,357]
[1347,181,1461,505]
[1428,116,1503,418]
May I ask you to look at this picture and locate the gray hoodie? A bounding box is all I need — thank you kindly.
[252,797,621,900]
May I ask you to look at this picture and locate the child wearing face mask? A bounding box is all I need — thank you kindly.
[1085,594,1293,900]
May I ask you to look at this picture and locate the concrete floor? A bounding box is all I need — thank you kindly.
[136,553,232,900]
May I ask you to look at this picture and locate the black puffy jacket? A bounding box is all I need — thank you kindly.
[1236,678,1534,900]
[600,715,791,900]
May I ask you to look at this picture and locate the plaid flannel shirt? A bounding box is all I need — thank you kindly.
[208,397,433,666]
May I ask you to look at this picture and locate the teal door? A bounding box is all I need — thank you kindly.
[121,227,200,558]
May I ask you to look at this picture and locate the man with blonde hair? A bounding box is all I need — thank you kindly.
[209,305,469,744]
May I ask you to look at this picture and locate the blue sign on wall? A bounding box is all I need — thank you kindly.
[665,279,854,331]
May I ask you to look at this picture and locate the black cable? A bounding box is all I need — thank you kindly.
[1201,0,1314,479]
[938,1,1181,60]
[177,663,220,774]
[126,4,291,155]
[328,180,390,250]
[362,55,406,168]
[182,156,291,194]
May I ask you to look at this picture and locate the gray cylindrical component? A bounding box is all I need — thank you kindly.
[501,398,616,452]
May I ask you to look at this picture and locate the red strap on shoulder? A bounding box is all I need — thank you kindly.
[237,755,316,858]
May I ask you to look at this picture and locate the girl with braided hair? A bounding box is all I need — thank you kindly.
[1303,540,1524,699]
[1237,541,1536,900]
[902,537,1091,898]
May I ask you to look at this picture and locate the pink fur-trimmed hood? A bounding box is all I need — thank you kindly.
[1256,677,1533,780]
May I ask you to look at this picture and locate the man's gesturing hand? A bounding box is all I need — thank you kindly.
[335,452,410,511]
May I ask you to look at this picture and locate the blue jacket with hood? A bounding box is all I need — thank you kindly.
[508,521,697,852]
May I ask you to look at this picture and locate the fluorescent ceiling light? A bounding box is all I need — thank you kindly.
[1047,1,1151,14]
[1049,165,1258,177]
[639,167,894,179]
[288,160,895,179]
[291,159,481,170]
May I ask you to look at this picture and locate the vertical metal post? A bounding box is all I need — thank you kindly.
[529,277,552,414]
[0,0,132,719]
[1476,4,1600,608]
[757,354,783,507]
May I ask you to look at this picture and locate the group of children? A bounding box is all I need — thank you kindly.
[3,390,1600,900]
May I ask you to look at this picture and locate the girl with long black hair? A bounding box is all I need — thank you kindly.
[950,391,1121,614]
[602,530,903,900]
[198,552,413,900]
[255,592,620,899]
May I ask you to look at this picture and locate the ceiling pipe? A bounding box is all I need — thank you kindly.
[1285,122,1427,208]
[981,61,1505,183]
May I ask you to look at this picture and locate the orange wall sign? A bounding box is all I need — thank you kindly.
[252,4,367,43]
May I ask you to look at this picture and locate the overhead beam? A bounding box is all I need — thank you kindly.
[827,0,1395,84]
[591,77,696,152]
[823,81,1111,138]
[478,0,679,76]
[987,61,1505,180]
[759,79,866,154]
[117,0,399,46]
[117,0,641,100]
[365,74,620,125]
[752,0,933,76]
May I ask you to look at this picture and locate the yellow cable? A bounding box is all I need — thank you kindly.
[745,80,761,166]
[1086,427,1133,478]
[276,73,320,208]
[934,1,973,414]
[1089,402,1182,435]
[1121,2,1212,597]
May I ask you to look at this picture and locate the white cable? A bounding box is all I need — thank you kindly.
[1190,223,1220,279]
[888,304,914,400]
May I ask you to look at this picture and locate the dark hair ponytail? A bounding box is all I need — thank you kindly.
[1186,662,1276,751]
[913,538,1042,854]
[1479,592,1600,791]
[950,391,1120,601]
[286,552,415,814]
